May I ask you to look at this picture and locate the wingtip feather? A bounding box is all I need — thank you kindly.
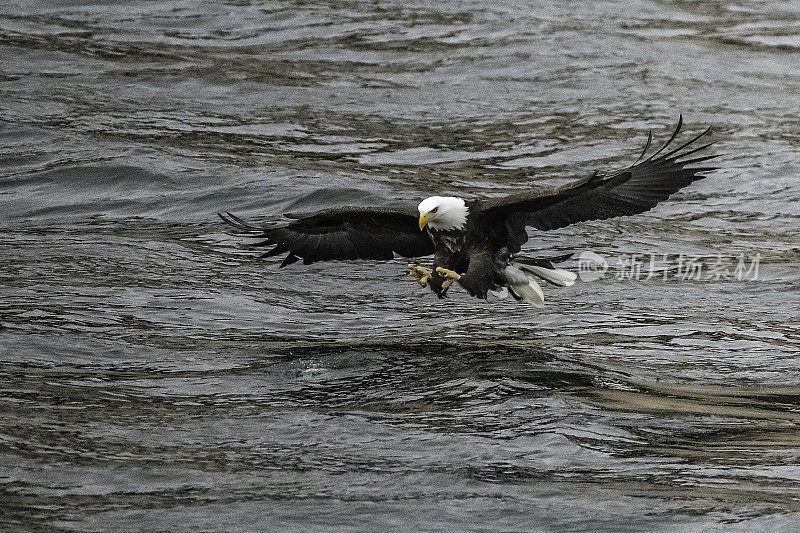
[647,116,684,161]
[634,130,653,164]
[660,125,714,161]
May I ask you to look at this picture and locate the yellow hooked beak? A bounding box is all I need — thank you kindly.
[418,211,430,231]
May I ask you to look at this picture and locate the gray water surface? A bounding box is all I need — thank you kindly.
[2,1,800,531]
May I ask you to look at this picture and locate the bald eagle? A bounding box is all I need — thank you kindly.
[220,118,717,306]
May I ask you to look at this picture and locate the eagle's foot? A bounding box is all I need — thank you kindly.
[408,263,432,286]
[435,267,461,292]
[435,267,461,281]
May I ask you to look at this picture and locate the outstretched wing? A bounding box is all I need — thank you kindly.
[219,207,434,267]
[477,116,719,252]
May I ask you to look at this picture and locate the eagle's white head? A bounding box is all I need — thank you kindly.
[417,196,468,232]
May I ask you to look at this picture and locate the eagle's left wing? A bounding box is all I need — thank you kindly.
[219,207,434,267]
[476,117,719,252]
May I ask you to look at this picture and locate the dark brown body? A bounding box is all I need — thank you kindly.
[426,203,511,298]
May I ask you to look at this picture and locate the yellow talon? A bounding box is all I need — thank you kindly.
[408,264,433,286]
[435,267,461,281]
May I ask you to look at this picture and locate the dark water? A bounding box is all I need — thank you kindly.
[2,0,800,531]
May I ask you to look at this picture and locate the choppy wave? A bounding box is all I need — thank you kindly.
[1,0,799,530]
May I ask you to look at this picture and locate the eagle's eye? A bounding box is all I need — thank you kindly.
[430,206,439,213]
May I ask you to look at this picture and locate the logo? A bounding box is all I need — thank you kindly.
[577,251,608,282]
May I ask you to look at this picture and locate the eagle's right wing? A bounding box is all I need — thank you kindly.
[477,117,718,253]
[219,207,434,267]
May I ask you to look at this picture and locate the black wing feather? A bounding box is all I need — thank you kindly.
[478,117,718,252]
[219,207,434,267]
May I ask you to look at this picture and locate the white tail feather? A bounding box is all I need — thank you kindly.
[503,265,545,307]
[500,262,576,307]
[518,264,577,287]
[508,279,545,307]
